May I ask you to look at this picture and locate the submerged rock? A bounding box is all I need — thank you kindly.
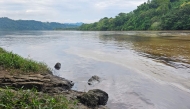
[54,62,61,70]
[88,75,100,85]
[78,89,109,107]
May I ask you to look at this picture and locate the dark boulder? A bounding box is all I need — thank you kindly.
[54,62,61,70]
[78,89,109,107]
[88,75,100,85]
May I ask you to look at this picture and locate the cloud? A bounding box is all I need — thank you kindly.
[0,0,147,23]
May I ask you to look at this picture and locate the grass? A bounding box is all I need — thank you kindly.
[0,87,78,109]
[0,47,50,74]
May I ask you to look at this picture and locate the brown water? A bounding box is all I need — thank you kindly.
[0,31,190,109]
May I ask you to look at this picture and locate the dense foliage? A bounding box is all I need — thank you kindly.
[0,17,82,30]
[79,0,190,30]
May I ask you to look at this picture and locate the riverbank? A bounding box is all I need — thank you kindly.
[0,47,109,109]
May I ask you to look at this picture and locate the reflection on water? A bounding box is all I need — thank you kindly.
[0,31,190,109]
[99,33,190,69]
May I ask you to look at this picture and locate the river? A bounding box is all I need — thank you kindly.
[0,31,190,109]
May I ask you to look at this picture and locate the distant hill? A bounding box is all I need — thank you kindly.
[0,17,83,30]
[79,0,190,31]
[64,22,83,26]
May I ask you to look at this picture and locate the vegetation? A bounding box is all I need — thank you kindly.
[79,0,190,31]
[0,87,77,109]
[0,17,82,30]
[0,47,49,73]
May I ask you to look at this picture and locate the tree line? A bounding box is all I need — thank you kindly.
[79,0,190,31]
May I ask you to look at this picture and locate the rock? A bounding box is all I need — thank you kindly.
[54,62,61,70]
[78,89,109,107]
[0,73,74,93]
[88,75,100,85]
[88,89,109,106]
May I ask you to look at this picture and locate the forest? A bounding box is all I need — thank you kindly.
[0,17,82,30]
[79,0,190,31]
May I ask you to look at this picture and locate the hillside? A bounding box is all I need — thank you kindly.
[79,0,190,31]
[0,17,82,30]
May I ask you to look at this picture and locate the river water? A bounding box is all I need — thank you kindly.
[0,31,190,109]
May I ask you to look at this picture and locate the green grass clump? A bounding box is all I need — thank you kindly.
[0,47,50,73]
[0,87,78,109]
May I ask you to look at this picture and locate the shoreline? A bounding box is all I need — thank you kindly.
[0,47,109,109]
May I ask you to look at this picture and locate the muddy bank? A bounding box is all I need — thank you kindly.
[0,69,109,109]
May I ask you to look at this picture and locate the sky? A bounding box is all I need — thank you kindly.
[0,0,147,23]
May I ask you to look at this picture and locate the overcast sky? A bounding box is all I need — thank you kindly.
[0,0,147,23]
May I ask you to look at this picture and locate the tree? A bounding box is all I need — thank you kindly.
[79,0,190,31]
